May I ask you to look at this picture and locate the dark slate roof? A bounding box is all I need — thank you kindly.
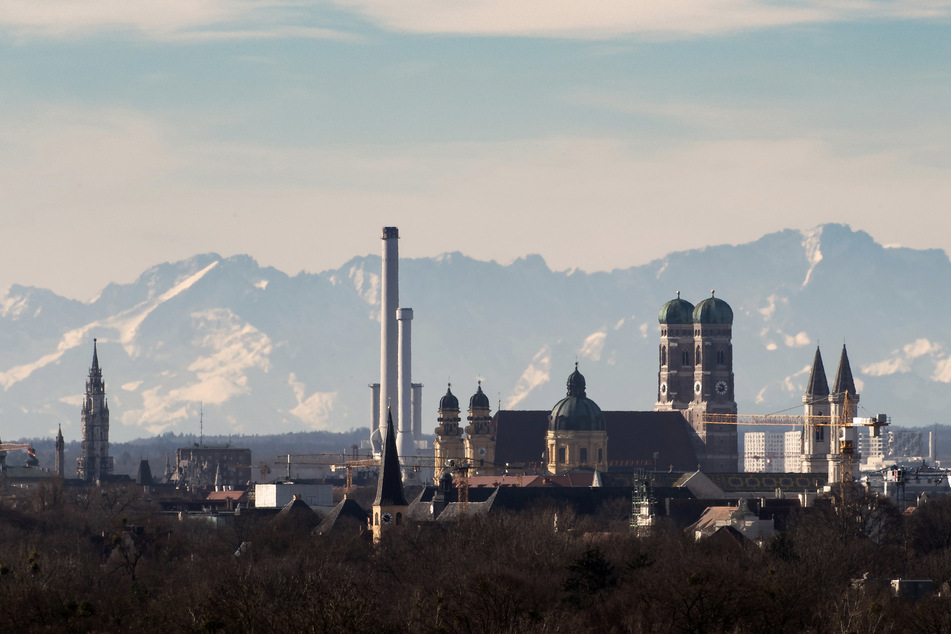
[604,411,699,471]
[704,472,828,492]
[317,497,369,534]
[493,410,548,466]
[832,344,858,396]
[373,410,408,507]
[491,409,699,471]
[805,347,830,398]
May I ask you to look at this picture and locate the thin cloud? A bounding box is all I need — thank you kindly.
[333,0,951,38]
[2,0,949,41]
[0,0,354,41]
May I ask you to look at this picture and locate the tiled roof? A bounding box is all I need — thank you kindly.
[491,409,699,471]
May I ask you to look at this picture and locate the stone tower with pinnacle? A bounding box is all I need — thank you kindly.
[433,384,464,482]
[77,339,114,482]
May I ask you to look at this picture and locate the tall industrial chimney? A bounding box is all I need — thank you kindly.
[397,308,415,468]
[377,227,400,454]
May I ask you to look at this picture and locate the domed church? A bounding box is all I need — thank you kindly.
[546,363,608,473]
[433,292,739,476]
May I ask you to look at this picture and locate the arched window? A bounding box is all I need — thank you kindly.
[696,345,701,364]
[717,350,725,364]
[598,448,603,463]
[558,447,566,464]
[682,350,690,366]
[579,447,588,464]
[396,512,402,525]
[374,512,379,526]
[661,346,667,366]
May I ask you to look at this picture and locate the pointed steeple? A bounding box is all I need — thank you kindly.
[91,338,100,372]
[805,346,830,398]
[832,344,857,396]
[374,409,407,507]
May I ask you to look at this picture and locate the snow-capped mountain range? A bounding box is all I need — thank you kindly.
[1,223,947,443]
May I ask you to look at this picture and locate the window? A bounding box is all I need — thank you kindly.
[682,350,690,366]
[661,346,667,366]
[598,448,603,463]
[816,429,824,441]
[696,345,701,364]
[579,447,588,463]
[717,350,725,365]
[558,447,566,463]
[396,512,402,525]
[374,512,379,526]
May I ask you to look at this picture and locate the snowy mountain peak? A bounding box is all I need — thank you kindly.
[2,223,949,443]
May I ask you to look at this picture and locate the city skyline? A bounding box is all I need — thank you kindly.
[2,2,950,300]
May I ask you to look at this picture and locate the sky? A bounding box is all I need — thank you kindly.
[1,1,950,300]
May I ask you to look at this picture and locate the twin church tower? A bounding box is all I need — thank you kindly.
[654,291,738,472]
[431,289,740,475]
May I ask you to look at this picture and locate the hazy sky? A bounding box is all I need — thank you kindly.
[2,1,950,300]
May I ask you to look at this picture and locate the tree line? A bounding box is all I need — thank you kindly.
[1,481,951,632]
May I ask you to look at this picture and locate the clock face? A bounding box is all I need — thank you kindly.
[660,382,667,395]
[694,381,702,395]
[381,512,393,525]
[715,380,728,396]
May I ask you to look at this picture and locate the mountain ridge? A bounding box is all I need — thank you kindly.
[1,223,948,444]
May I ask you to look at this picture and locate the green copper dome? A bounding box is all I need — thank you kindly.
[693,292,733,324]
[548,364,605,432]
[439,384,459,410]
[469,382,490,410]
[658,293,695,324]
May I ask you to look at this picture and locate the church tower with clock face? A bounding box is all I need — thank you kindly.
[464,382,495,476]
[656,292,738,472]
[371,409,408,544]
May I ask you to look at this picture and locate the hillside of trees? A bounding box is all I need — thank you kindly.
[1,481,951,632]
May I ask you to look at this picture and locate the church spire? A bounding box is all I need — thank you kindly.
[91,338,100,372]
[832,344,857,396]
[805,346,830,399]
[374,409,407,507]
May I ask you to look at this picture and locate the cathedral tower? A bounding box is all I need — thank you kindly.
[828,344,860,482]
[371,410,408,544]
[801,346,831,473]
[546,364,608,475]
[433,385,465,482]
[655,292,696,410]
[656,292,737,471]
[464,381,495,475]
[77,339,114,482]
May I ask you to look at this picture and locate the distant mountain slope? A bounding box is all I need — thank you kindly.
[0,223,946,444]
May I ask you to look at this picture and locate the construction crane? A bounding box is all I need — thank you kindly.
[699,396,889,484]
[700,411,888,432]
[0,442,39,469]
